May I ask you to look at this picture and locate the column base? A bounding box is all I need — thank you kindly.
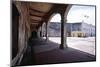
[45,37,49,41]
[59,44,68,49]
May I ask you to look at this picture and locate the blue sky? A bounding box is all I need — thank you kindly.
[50,5,95,25]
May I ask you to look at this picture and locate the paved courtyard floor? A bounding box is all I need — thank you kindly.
[20,38,95,66]
[49,37,96,55]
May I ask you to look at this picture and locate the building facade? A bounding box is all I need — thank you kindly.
[48,22,95,37]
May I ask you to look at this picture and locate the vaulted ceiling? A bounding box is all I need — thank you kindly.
[16,2,68,31]
[28,2,54,31]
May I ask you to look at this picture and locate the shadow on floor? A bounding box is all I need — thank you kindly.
[18,38,96,66]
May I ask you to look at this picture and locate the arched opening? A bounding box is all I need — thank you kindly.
[48,13,61,44]
[67,5,96,55]
[12,4,20,59]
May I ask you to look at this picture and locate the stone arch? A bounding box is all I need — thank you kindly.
[49,13,61,22]
[61,4,72,20]
[49,13,61,34]
[46,13,62,44]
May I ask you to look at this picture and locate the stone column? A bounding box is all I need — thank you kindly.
[60,18,67,49]
[39,26,42,37]
[45,22,49,41]
[41,24,43,37]
[37,27,41,38]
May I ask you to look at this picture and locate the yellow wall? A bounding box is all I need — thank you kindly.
[71,31,86,37]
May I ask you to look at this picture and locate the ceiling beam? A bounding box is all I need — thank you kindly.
[31,21,39,23]
[30,15,42,21]
[29,8,46,13]
[29,13,43,17]
[30,19,41,22]
[29,10,45,17]
[30,23,38,25]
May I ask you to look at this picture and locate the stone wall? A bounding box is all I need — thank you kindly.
[12,1,31,65]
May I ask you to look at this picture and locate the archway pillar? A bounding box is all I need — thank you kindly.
[45,22,49,41]
[60,17,67,49]
[37,27,40,38]
[59,4,72,49]
[40,24,43,37]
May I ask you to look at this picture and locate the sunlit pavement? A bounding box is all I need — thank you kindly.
[49,37,95,55]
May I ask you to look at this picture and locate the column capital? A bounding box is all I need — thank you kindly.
[61,19,67,22]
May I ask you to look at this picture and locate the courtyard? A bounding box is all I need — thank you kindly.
[49,37,95,55]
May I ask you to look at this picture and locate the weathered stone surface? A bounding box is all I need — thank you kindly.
[12,1,72,66]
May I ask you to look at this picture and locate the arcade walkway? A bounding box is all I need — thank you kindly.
[19,38,95,66]
[12,2,96,66]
